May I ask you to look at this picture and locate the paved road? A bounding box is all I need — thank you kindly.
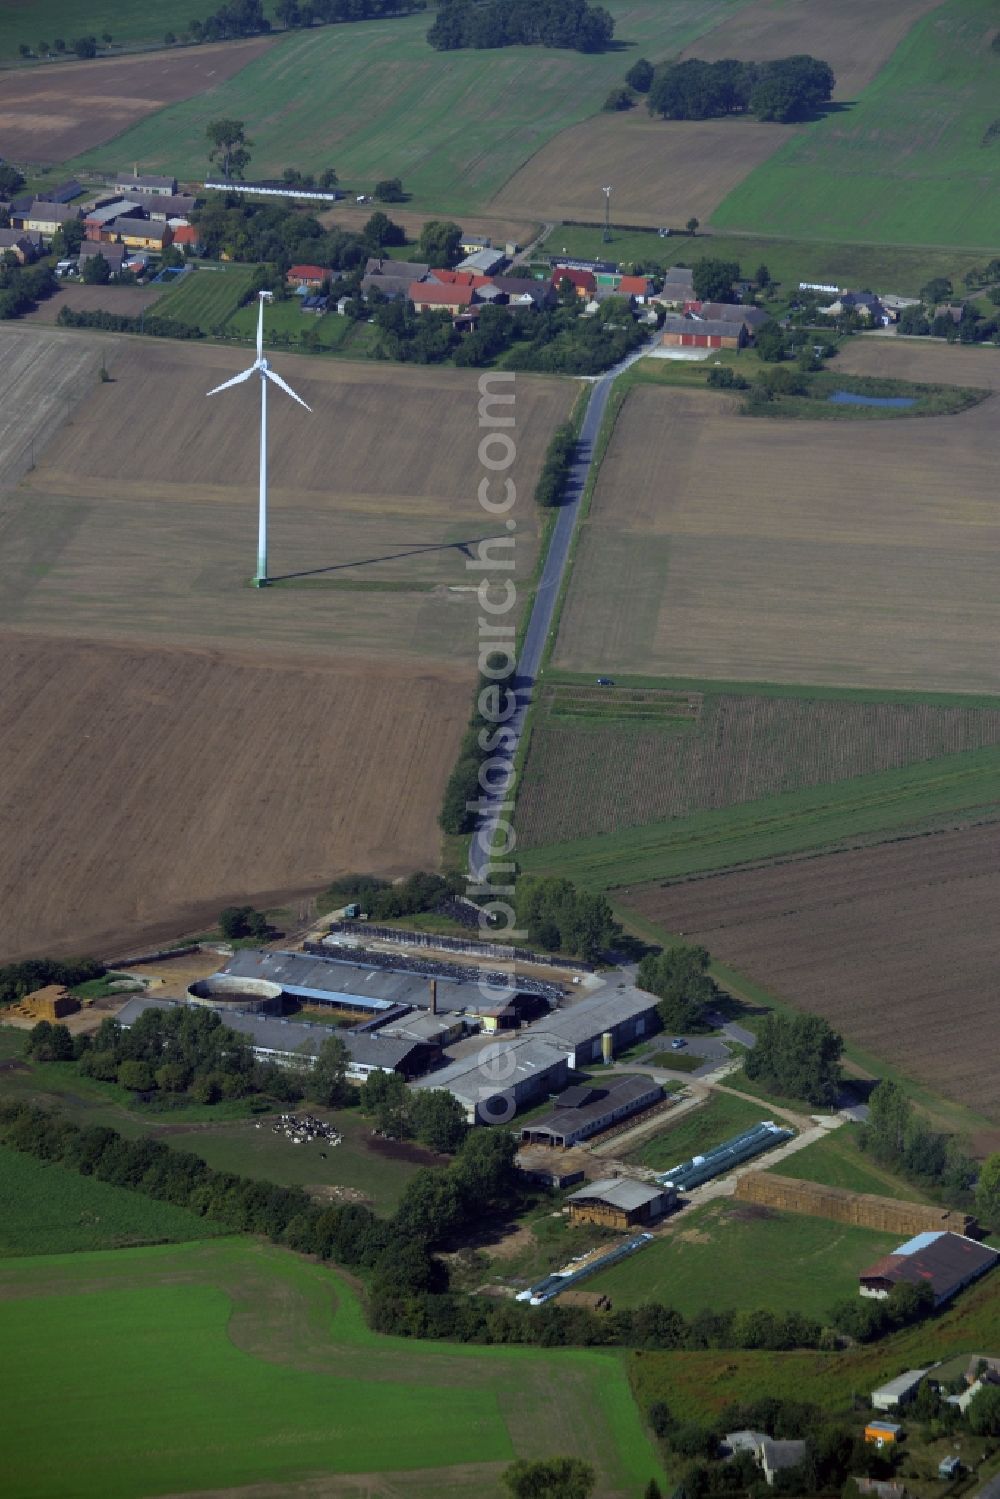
[469,340,654,883]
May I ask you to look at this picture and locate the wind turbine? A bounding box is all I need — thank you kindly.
[206,292,311,587]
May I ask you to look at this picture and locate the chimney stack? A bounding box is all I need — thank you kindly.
[429,979,437,1015]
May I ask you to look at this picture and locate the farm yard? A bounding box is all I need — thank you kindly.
[0,37,274,164]
[0,1239,663,1499]
[493,0,938,228]
[0,327,572,958]
[516,683,1000,848]
[553,382,1000,694]
[625,823,1000,1118]
[713,0,1000,247]
[65,0,752,212]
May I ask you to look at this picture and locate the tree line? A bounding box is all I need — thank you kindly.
[534,421,577,507]
[428,0,614,53]
[860,1078,979,1210]
[647,55,835,124]
[56,307,203,340]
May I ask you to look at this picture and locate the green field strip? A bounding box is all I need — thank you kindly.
[518,744,1000,887]
[544,670,1000,710]
[711,0,1000,249]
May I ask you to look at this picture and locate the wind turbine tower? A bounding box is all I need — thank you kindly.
[206,292,311,587]
[602,184,612,244]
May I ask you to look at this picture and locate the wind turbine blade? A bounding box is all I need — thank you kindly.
[206,367,256,396]
[265,368,311,411]
[256,296,264,360]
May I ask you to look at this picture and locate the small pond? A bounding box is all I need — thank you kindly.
[827,389,916,408]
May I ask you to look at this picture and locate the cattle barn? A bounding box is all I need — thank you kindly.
[520,1075,662,1147]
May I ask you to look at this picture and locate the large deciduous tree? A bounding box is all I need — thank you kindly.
[207,118,253,181]
[637,944,716,1032]
[744,1011,843,1106]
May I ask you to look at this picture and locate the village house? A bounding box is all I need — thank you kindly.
[653,266,696,307]
[114,170,178,197]
[170,224,202,253]
[361,257,429,301]
[286,264,328,292]
[551,265,597,299]
[409,280,476,315]
[695,301,771,334]
[78,240,126,275]
[0,229,39,264]
[23,200,80,239]
[108,218,173,252]
[145,195,198,222]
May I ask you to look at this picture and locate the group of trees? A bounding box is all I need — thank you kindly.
[637,944,717,1032]
[19,35,106,58]
[534,421,577,506]
[860,1079,978,1207]
[514,876,617,961]
[192,192,367,270]
[324,870,461,921]
[428,0,614,53]
[743,1011,843,1106]
[276,0,426,27]
[0,262,56,321]
[648,55,835,123]
[359,1070,468,1152]
[218,904,271,940]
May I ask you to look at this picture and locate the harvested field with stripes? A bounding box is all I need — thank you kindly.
[554,383,1000,693]
[625,823,1000,1118]
[517,688,1000,847]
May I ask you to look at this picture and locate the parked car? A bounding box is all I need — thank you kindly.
[596,677,615,687]
[671,1038,686,1050]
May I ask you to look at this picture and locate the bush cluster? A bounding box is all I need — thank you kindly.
[0,264,57,320]
[440,674,517,836]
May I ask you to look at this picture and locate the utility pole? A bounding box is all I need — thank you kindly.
[602,184,612,244]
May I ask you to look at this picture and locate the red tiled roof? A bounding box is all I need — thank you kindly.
[618,275,651,295]
[410,281,475,306]
[429,268,491,287]
[551,266,596,292]
[288,264,327,280]
[172,224,200,245]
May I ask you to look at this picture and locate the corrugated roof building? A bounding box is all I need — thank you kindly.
[522,989,659,1066]
[412,1036,569,1124]
[567,1176,673,1229]
[860,1231,997,1306]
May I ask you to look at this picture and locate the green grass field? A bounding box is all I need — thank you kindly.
[151,265,257,329]
[768,1127,932,1204]
[519,743,1000,889]
[66,1,750,212]
[0,1239,664,1499]
[626,1091,779,1173]
[713,0,1000,249]
[551,224,991,297]
[585,1200,897,1319]
[0,1145,228,1256]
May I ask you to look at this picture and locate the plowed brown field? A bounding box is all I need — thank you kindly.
[554,383,1000,692]
[0,38,273,163]
[0,327,572,958]
[625,823,1000,1119]
[0,635,469,962]
[491,0,940,227]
